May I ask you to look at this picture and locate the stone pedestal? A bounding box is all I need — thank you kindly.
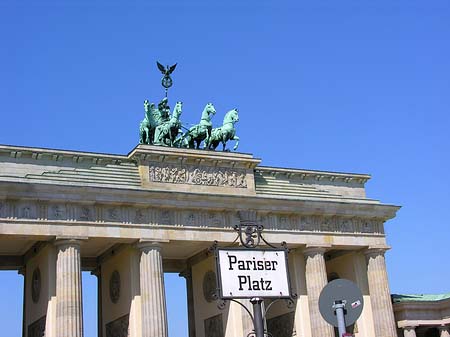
[365,248,397,337]
[304,247,334,337]
[403,326,417,337]
[439,326,450,337]
[138,242,168,337]
[55,239,84,337]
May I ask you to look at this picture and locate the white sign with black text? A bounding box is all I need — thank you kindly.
[217,249,291,299]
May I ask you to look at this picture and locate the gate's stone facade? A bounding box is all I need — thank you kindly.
[0,144,399,337]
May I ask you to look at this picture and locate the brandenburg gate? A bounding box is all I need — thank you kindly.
[0,143,399,337]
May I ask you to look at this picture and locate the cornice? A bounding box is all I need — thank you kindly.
[0,144,126,165]
[393,297,450,311]
[128,144,261,169]
[256,166,371,185]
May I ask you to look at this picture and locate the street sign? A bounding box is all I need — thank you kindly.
[216,248,291,299]
[319,279,364,328]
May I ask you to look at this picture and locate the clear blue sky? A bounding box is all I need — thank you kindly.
[1,0,449,336]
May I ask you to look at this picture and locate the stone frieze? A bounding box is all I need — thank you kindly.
[0,200,385,234]
[149,163,247,188]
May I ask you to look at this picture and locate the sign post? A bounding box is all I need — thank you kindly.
[216,249,291,299]
[212,221,295,337]
[318,279,364,337]
[215,248,291,337]
[251,298,265,337]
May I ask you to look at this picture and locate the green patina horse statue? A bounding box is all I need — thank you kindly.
[139,100,159,145]
[205,108,239,151]
[153,101,183,147]
[178,103,216,149]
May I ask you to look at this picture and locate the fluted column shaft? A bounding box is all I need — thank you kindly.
[365,249,397,337]
[138,242,168,337]
[180,268,196,337]
[304,247,334,337]
[403,326,417,337]
[439,326,450,337]
[55,239,84,337]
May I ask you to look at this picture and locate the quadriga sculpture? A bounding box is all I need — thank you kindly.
[179,103,216,149]
[139,100,158,145]
[205,108,240,151]
[153,101,183,146]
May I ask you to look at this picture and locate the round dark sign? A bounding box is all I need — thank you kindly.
[319,278,364,327]
[31,268,41,303]
[109,270,121,304]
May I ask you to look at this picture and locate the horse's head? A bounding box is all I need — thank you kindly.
[205,103,216,116]
[201,103,216,121]
[144,100,155,115]
[224,108,239,125]
[172,101,183,118]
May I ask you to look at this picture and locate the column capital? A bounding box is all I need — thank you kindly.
[179,268,192,280]
[363,246,390,258]
[303,245,331,257]
[403,325,418,337]
[90,266,101,278]
[404,325,417,331]
[438,325,450,332]
[54,236,87,248]
[136,239,168,252]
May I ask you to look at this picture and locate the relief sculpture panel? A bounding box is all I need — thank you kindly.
[204,314,224,337]
[149,163,247,188]
[106,314,129,337]
[28,316,46,337]
[267,311,295,337]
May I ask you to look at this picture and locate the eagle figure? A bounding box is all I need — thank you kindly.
[157,62,177,76]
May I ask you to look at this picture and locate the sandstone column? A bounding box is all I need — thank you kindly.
[19,267,27,337]
[91,267,103,337]
[303,247,334,337]
[55,239,84,337]
[138,242,168,337]
[179,268,196,337]
[364,248,397,337]
[403,326,417,337]
[439,325,450,337]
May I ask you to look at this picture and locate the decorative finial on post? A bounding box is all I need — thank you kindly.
[156,61,177,98]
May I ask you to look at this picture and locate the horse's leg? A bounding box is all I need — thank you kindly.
[222,134,228,151]
[232,136,240,151]
[144,127,150,144]
[169,127,175,147]
[203,130,209,150]
[148,128,153,145]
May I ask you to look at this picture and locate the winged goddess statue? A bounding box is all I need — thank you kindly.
[157,61,177,90]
